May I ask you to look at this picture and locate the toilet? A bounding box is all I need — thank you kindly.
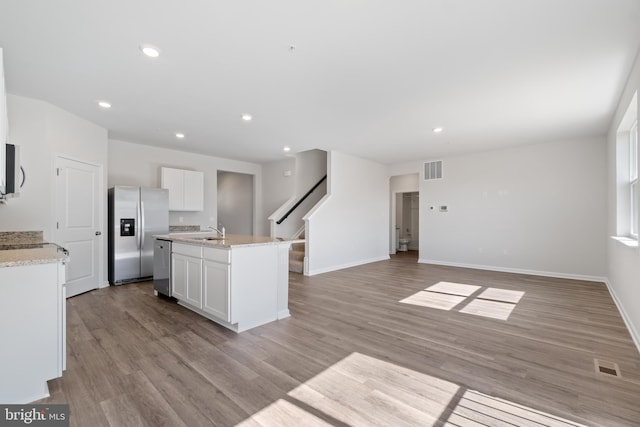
[398,238,410,252]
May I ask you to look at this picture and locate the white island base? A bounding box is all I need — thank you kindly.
[164,236,294,333]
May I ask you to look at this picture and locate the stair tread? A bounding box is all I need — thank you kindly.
[289,258,304,273]
[289,240,305,273]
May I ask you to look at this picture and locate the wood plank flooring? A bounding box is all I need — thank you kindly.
[38,252,640,426]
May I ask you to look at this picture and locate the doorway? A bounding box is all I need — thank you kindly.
[55,156,102,298]
[217,171,254,235]
[389,173,419,256]
[397,192,419,252]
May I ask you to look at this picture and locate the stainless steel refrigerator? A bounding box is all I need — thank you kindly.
[108,186,169,285]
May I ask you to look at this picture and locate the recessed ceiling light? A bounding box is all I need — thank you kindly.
[140,44,161,58]
[433,127,444,133]
[242,114,252,121]
[175,133,185,139]
[283,146,291,152]
[97,101,111,109]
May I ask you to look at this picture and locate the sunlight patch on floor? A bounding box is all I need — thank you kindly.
[399,282,525,321]
[236,352,585,427]
[477,287,525,303]
[237,352,458,426]
[236,398,332,427]
[400,290,466,310]
[459,298,517,320]
[445,389,588,427]
[425,281,481,296]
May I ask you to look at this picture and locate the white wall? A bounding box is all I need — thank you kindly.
[261,157,295,233]
[417,137,607,280]
[217,171,254,235]
[305,151,389,275]
[108,139,264,235]
[294,149,327,195]
[390,173,419,193]
[607,49,640,350]
[1,94,108,282]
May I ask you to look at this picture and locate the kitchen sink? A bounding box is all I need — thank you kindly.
[170,232,223,241]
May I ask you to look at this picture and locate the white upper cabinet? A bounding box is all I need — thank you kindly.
[182,168,204,211]
[160,167,204,211]
[0,48,7,191]
[161,167,183,210]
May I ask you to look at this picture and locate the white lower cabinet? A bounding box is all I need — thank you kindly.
[172,243,228,317]
[172,243,203,308]
[0,261,66,403]
[184,256,203,308]
[172,254,202,308]
[171,253,187,300]
[203,259,230,322]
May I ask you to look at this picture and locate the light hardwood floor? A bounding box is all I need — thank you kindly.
[39,252,640,426]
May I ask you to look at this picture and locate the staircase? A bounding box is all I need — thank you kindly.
[289,238,305,274]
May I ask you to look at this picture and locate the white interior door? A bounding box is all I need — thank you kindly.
[56,157,101,298]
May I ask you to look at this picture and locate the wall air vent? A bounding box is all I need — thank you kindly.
[424,160,443,181]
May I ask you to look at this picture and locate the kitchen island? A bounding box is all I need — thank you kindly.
[154,233,301,333]
[0,231,68,403]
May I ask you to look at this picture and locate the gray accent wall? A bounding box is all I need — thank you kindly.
[217,171,254,235]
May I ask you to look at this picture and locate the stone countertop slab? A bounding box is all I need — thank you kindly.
[0,243,69,268]
[154,233,304,249]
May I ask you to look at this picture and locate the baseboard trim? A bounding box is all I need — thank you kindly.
[277,309,291,320]
[417,259,607,283]
[604,278,640,354]
[307,255,390,276]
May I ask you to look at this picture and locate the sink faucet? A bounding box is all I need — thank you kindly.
[208,225,226,239]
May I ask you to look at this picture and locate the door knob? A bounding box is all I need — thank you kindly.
[95,231,102,236]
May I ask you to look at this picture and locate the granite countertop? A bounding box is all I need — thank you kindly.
[154,232,304,249]
[0,242,69,268]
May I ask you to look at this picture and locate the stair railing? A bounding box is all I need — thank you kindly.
[276,175,327,225]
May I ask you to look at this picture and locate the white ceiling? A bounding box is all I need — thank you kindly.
[1,0,639,164]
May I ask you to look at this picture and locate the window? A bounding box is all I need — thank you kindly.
[615,92,638,244]
[631,120,638,238]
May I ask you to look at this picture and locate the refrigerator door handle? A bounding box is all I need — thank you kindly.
[140,201,146,250]
[136,201,141,250]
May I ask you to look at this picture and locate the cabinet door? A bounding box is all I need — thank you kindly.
[58,264,66,374]
[185,255,203,308]
[183,170,204,211]
[0,48,6,190]
[171,253,187,300]
[161,167,184,211]
[203,260,230,321]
